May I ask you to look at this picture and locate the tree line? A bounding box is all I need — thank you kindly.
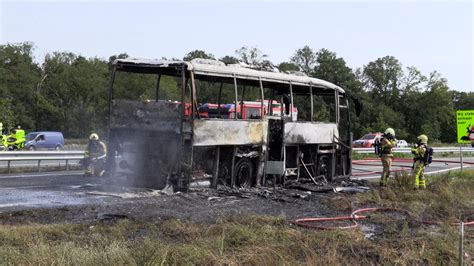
[0,42,472,142]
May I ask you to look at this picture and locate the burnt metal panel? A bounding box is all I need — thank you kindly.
[193,120,268,146]
[283,122,339,144]
[266,161,285,175]
[111,100,180,132]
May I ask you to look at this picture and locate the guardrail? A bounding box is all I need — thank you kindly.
[353,147,474,154]
[0,151,84,173]
[0,147,472,174]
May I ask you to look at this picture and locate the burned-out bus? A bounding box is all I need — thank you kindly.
[107,58,355,190]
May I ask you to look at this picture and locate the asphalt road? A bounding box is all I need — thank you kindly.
[0,157,471,212]
[352,156,474,179]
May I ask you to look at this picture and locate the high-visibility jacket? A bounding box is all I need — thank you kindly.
[85,141,107,158]
[380,137,397,156]
[411,144,427,162]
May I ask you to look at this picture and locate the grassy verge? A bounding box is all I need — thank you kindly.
[0,171,473,264]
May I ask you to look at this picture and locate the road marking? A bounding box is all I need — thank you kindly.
[0,171,83,179]
[358,165,471,180]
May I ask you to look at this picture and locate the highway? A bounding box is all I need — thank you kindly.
[352,157,474,179]
[0,156,471,212]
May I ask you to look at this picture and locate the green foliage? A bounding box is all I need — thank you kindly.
[0,42,465,142]
[290,45,317,74]
[235,46,267,65]
[219,55,240,65]
[277,62,299,73]
[183,50,215,61]
[0,42,41,131]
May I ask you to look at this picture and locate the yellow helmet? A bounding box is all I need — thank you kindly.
[384,128,395,137]
[417,134,428,144]
[89,133,99,141]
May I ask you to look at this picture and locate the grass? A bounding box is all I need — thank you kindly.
[0,171,472,264]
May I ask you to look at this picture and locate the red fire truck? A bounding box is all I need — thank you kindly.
[198,100,297,120]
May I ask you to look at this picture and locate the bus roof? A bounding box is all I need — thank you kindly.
[113,58,345,94]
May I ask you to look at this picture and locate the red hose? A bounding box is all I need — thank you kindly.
[294,216,359,230]
[295,207,474,230]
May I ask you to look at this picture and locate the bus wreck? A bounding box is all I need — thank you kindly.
[107,58,354,190]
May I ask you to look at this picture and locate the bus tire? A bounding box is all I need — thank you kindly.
[235,158,254,188]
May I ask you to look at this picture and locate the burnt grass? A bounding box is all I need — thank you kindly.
[0,171,473,264]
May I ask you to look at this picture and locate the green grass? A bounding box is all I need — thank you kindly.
[0,171,472,264]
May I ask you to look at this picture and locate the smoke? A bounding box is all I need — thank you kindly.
[106,100,182,190]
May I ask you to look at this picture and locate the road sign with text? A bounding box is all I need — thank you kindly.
[456,110,474,143]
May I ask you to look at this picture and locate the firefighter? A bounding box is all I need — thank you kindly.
[84,133,107,176]
[411,134,428,189]
[379,128,397,186]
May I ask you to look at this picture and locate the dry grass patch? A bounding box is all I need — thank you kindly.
[0,171,472,264]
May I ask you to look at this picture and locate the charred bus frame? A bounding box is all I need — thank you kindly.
[107,58,353,190]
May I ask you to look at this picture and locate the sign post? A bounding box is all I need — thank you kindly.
[456,110,474,172]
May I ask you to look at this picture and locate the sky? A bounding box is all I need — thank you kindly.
[1,0,473,92]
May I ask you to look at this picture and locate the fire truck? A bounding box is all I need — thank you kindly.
[198,100,297,120]
[107,58,358,190]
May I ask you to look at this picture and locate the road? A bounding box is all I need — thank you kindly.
[0,157,471,212]
[352,157,474,179]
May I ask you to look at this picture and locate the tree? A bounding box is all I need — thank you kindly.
[453,91,474,111]
[310,49,365,137]
[108,53,128,70]
[235,46,267,66]
[40,52,109,138]
[220,55,240,65]
[313,49,363,95]
[0,42,41,131]
[290,45,317,75]
[183,50,215,61]
[277,62,299,73]
[362,56,403,107]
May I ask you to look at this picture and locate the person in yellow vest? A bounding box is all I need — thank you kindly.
[379,128,397,186]
[84,133,107,176]
[411,134,428,189]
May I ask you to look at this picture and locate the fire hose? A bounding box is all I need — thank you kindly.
[295,207,474,230]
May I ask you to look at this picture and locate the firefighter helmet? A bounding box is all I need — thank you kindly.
[384,128,395,137]
[89,133,99,141]
[417,134,428,144]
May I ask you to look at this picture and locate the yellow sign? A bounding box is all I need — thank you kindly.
[456,110,474,143]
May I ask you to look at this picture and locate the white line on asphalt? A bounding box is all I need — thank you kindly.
[358,165,471,180]
[0,171,83,179]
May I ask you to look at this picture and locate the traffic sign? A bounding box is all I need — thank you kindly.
[456,110,474,143]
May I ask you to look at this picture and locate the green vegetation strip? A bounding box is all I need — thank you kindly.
[0,171,473,264]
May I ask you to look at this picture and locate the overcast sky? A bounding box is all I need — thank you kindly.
[1,0,472,92]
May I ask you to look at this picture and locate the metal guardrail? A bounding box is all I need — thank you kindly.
[0,147,472,173]
[0,151,84,173]
[353,147,474,154]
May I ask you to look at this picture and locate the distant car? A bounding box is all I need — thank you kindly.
[25,131,64,151]
[352,132,382,148]
[396,140,409,147]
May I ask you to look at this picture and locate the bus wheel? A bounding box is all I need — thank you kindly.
[318,155,332,181]
[235,158,254,188]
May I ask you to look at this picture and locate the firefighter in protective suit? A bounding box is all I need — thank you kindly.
[379,128,397,186]
[84,133,107,176]
[411,134,428,189]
